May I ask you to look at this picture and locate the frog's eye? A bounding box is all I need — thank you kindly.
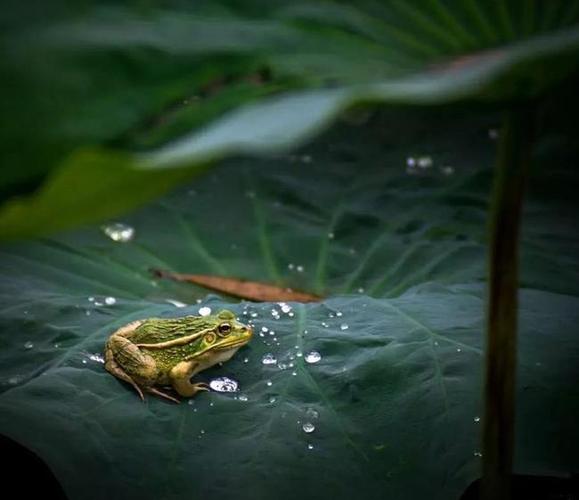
[218,323,232,336]
[204,332,216,344]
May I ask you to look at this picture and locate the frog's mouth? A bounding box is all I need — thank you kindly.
[216,328,252,350]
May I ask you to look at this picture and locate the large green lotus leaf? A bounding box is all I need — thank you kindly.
[2,1,579,238]
[0,111,578,499]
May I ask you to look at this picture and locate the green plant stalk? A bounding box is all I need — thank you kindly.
[482,106,535,500]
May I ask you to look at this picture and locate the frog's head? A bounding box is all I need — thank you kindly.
[198,310,252,356]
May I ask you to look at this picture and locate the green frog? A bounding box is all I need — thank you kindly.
[104,310,252,403]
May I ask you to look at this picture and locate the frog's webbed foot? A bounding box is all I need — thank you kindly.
[145,387,181,404]
[173,380,210,398]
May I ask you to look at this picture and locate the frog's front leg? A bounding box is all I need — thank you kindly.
[170,361,210,398]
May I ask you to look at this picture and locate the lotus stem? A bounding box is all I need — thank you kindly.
[482,105,535,500]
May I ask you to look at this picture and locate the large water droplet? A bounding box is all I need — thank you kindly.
[280,303,292,314]
[305,351,321,364]
[302,422,315,433]
[102,223,135,242]
[198,306,212,316]
[336,311,343,317]
[261,353,277,365]
[209,377,239,392]
[104,296,116,306]
[340,323,349,331]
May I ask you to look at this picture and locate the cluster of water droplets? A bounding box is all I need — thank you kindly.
[405,155,454,177]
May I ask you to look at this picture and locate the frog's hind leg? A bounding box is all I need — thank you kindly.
[104,354,145,401]
[105,335,156,401]
[145,387,181,404]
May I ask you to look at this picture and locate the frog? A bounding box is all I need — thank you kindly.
[104,310,252,403]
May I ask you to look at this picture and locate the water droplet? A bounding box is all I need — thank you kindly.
[53,343,60,349]
[102,222,135,242]
[24,341,34,350]
[200,429,206,434]
[278,363,287,370]
[250,312,258,318]
[209,377,239,392]
[88,296,95,302]
[261,326,269,333]
[456,348,462,353]
[296,265,304,273]
[288,311,294,317]
[288,263,295,270]
[474,416,481,423]
[296,352,303,357]
[328,232,335,239]
[302,422,315,433]
[269,331,275,336]
[82,359,88,364]
[262,353,277,365]
[336,311,343,317]
[85,310,92,316]
[307,443,314,450]
[305,351,321,364]
[406,157,417,167]
[166,299,187,308]
[238,394,248,402]
[357,287,365,294]
[417,156,432,168]
[474,451,483,457]
[488,128,499,140]
[292,371,297,376]
[198,306,211,316]
[245,190,256,199]
[266,380,273,387]
[340,323,349,331]
[280,303,292,314]
[269,396,277,404]
[440,165,454,176]
[301,155,312,163]
[8,376,20,385]
[104,296,116,306]
[306,408,319,420]
[89,353,105,364]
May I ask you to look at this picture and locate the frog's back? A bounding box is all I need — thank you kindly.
[130,316,214,344]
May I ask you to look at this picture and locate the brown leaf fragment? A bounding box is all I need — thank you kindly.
[151,269,322,303]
